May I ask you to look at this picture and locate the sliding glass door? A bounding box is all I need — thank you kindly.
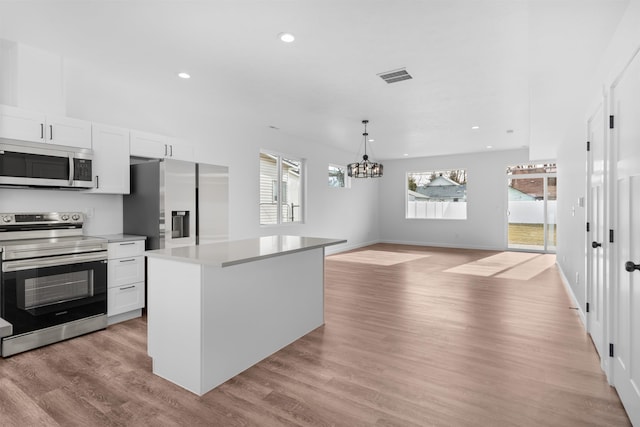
[507,165,557,252]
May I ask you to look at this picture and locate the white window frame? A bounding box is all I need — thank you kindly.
[328,164,351,188]
[406,169,468,220]
[260,150,305,225]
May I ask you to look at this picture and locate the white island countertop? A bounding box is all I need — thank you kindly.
[145,235,346,268]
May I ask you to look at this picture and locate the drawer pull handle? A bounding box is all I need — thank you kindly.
[119,242,136,246]
[119,258,136,263]
[119,285,136,290]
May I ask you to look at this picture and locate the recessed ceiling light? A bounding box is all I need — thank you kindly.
[278,32,295,43]
[403,153,409,157]
[368,138,375,142]
[486,145,493,149]
[178,72,191,79]
[471,126,480,130]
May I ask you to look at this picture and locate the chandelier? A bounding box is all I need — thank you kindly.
[347,119,383,178]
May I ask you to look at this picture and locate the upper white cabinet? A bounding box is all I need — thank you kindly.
[88,123,130,194]
[129,130,167,158]
[130,130,193,162]
[167,136,194,162]
[0,105,91,149]
[44,114,92,149]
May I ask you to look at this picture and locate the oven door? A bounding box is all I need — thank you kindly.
[1,252,107,336]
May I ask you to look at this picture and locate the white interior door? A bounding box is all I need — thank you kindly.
[587,101,606,360]
[611,48,640,426]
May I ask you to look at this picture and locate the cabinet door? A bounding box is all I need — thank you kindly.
[45,115,92,149]
[0,104,46,142]
[108,256,145,287]
[130,130,168,158]
[108,282,145,316]
[166,137,194,162]
[88,124,130,194]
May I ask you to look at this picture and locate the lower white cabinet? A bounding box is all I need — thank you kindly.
[108,283,145,316]
[107,240,145,323]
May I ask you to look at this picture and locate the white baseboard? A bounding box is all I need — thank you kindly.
[379,239,504,252]
[324,239,380,255]
[556,262,586,328]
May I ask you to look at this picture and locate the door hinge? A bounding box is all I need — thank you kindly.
[610,229,614,243]
[586,222,590,232]
[609,115,615,129]
[586,302,590,313]
[587,141,590,151]
[610,343,614,357]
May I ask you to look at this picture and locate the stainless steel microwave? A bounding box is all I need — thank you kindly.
[0,140,95,189]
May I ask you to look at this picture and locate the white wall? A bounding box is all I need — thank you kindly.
[0,189,122,235]
[555,0,640,312]
[0,55,379,252]
[379,149,529,250]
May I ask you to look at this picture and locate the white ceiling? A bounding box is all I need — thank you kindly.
[0,0,630,160]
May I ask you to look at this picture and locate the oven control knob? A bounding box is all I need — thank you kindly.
[61,214,70,221]
[71,214,81,221]
[2,215,11,223]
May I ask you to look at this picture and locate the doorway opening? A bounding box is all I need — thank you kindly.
[507,163,557,253]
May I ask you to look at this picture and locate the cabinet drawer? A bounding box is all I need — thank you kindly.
[108,240,145,259]
[108,282,145,316]
[108,256,144,287]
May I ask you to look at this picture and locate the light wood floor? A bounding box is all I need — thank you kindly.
[0,244,630,426]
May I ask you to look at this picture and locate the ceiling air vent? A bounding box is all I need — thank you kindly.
[378,68,412,84]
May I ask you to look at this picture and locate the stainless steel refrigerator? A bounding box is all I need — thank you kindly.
[123,159,228,250]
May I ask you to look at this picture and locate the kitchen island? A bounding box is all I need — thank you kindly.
[145,235,346,396]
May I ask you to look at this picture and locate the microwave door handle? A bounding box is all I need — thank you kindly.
[68,154,74,186]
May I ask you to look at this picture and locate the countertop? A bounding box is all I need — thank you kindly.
[94,234,147,243]
[145,235,346,268]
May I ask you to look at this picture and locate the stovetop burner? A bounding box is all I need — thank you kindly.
[0,212,107,260]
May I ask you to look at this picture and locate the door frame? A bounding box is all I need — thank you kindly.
[585,96,610,371]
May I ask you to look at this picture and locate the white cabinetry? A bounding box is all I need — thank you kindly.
[130,130,193,161]
[88,124,130,194]
[107,240,145,325]
[0,104,91,149]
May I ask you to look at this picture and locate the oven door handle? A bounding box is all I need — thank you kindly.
[2,252,107,273]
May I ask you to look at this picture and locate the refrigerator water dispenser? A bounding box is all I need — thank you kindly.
[171,211,190,238]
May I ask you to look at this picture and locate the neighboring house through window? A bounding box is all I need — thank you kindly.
[407,169,467,219]
[328,164,350,188]
[260,151,304,225]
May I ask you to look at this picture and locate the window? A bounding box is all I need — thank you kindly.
[406,169,467,219]
[328,164,350,188]
[260,151,304,225]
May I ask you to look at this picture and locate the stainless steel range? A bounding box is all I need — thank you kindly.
[0,212,108,357]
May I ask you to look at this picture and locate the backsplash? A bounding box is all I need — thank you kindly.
[0,188,122,235]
